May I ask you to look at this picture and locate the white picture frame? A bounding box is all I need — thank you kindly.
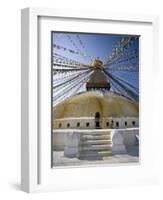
[21,7,159,193]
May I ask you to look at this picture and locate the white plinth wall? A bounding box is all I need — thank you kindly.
[53,128,139,158]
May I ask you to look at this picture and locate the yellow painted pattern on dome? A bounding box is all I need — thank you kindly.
[53,91,139,119]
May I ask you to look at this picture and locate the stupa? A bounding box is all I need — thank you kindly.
[53,59,139,159]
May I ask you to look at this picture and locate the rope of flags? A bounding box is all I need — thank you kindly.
[67,34,95,61]
[109,71,139,92]
[53,68,89,74]
[53,70,92,106]
[53,43,80,54]
[106,49,138,66]
[53,53,89,68]
[54,33,95,62]
[103,69,139,103]
[67,35,83,56]
[76,35,85,49]
[76,34,94,61]
[53,70,83,83]
[107,36,139,65]
[53,43,94,61]
[105,63,138,72]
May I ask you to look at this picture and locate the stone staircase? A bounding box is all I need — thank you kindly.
[78,131,112,160]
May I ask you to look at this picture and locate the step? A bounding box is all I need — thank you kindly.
[79,150,112,159]
[80,132,111,136]
[81,135,111,140]
[79,144,112,151]
[80,139,112,145]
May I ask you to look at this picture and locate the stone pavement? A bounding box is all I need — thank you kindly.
[53,146,139,167]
